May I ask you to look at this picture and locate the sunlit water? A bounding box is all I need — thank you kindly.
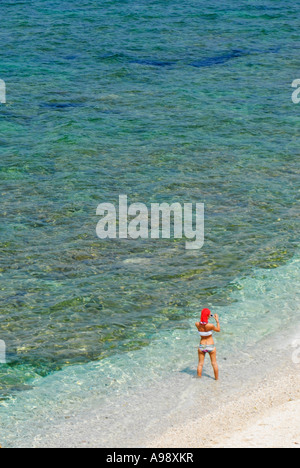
[0,252,299,447]
[0,0,299,447]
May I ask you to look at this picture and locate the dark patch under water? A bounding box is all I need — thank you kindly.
[130,59,176,67]
[190,50,248,68]
[129,46,280,69]
[40,102,84,109]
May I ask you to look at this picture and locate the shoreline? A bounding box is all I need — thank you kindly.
[150,362,300,448]
[1,312,299,448]
[0,255,299,448]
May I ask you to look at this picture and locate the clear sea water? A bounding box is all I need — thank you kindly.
[0,0,299,447]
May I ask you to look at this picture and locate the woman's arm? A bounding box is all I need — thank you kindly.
[212,314,221,333]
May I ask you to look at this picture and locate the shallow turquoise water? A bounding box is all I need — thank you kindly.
[0,252,299,447]
[0,0,299,405]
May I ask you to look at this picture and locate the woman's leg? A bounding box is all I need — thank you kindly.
[209,348,219,381]
[197,349,205,377]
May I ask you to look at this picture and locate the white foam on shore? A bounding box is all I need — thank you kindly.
[0,251,299,447]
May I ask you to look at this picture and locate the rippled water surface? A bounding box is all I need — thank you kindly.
[0,0,299,405]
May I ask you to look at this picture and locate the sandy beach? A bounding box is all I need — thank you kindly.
[151,365,300,449]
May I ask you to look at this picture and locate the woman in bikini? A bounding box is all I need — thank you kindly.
[195,308,220,380]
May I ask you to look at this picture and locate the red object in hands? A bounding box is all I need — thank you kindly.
[200,308,211,324]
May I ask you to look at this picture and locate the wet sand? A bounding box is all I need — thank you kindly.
[150,365,300,448]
